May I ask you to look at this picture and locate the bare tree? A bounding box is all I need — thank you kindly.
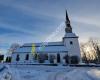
[8,43,20,54]
[88,39,100,63]
[80,44,88,63]
[80,38,100,63]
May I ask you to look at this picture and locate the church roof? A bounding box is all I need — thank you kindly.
[13,42,68,53]
[23,41,63,47]
[64,33,78,38]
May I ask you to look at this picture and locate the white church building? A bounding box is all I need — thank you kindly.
[11,11,81,65]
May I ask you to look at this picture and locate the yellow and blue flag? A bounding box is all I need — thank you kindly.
[31,43,36,55]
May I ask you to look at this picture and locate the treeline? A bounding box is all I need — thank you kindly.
[0,55,11,63]
[81,38,100,64]
[0,55,4,62]
[0,43,20,63]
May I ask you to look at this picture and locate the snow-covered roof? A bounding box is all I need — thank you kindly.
[14,45,67,53]
[23,42,63,47]
[64,33,78,38]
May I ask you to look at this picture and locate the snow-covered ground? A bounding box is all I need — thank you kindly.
[0,65,100,80]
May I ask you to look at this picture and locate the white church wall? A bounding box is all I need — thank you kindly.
[60,53,67,64]
[19,53,25,63]
[63,36,81,58]
[29,53,34,63]
[11,53,34,63]
[11,54,16,63]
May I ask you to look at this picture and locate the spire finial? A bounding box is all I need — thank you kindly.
[65,10,72,33]
[66,10,70,23]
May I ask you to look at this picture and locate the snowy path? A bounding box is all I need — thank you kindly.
[0,65,100,80]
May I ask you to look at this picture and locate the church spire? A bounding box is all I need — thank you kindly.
[65,10,72,33]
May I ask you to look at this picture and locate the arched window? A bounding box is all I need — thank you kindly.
[70,41,73,45]
[57,53,60,63]
[25,54,29,60]
[16,54,20,61]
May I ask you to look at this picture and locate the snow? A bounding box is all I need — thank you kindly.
[23,42,63,47]
[14,45,68,53]
[64,33,78,38]
[0,65,100,80]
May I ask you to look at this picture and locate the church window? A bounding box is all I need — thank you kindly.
[57,53,60,63]
[70,41,73,45]
[25,54,29,60]
[16,54,20,61]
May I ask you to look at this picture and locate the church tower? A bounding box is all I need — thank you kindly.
[63,10,81,60]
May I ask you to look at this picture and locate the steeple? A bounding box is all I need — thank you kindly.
[65,10,72,33]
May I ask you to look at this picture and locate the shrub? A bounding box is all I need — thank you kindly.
[70,56,79,64]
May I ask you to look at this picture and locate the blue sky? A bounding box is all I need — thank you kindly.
[0,0,100,54]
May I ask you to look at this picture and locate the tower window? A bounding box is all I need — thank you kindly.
[70,41,73,45]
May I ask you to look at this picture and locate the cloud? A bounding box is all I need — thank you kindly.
[0,21,41,36]
[70,16,100,43]
[0,0,100,54]
[72,16,100,27]
[0,0,64,20]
